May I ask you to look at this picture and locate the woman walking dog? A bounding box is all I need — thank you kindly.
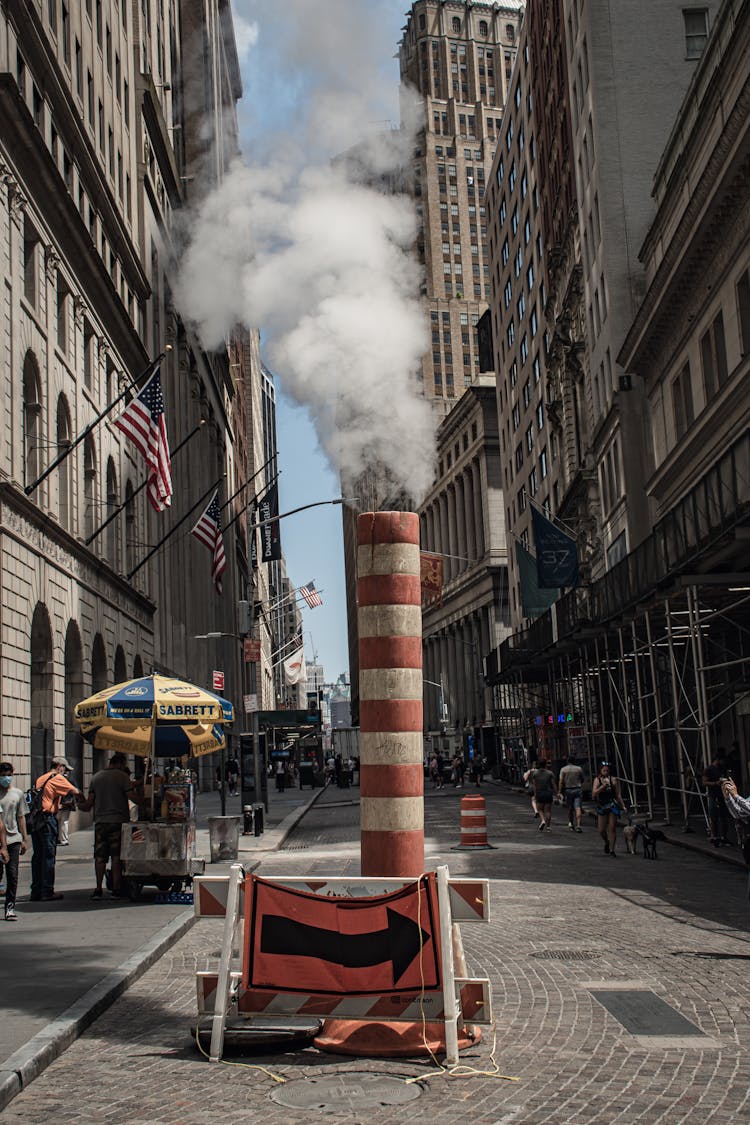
[593,762,626,856]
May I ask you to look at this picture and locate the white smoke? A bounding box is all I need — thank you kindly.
[175,0,436,501]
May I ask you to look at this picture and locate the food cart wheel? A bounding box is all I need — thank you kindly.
[128,880,144,901]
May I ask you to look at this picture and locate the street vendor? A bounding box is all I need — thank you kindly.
[78,752,141,901]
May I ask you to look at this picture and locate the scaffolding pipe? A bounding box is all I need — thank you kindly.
[631,618,654,819]
[687,585,713,770]
[666,598,691,826]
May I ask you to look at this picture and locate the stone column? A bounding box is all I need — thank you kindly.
[357,511,424,877]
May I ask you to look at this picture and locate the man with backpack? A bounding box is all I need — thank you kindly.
[30,756,82,901]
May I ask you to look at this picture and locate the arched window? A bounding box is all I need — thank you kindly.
[125,479,136,575]
[452,16,461,34]
[105,457,119,570]
[83,436,97,541]
[56,395,72,530]
[479,20,488,37]
[23,352,42,487]
[114,644,127,684]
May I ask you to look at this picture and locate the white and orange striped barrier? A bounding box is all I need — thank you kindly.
[193,865,491,1064]
[453,794,496,850]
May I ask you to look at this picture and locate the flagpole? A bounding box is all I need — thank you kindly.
[526,493,580,539]
[222,468,281,535]
[127,475,223,580]
[219,455,277,519]
[84,421,203,546]
[24,351,167,497]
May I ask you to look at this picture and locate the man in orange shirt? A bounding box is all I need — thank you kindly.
[30,757,82,902]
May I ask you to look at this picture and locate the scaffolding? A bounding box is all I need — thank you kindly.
[488,431,750,835]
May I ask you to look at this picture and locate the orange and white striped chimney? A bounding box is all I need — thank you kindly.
[357,511,424,878]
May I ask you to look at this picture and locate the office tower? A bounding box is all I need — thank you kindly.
[399,0,524,409]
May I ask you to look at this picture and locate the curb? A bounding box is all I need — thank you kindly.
[0,908,196,1113]
[237,784,328,855]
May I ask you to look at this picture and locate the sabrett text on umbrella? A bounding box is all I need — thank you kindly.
[157,703,218,718]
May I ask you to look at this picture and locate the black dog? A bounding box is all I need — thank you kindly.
[634,820,665,860]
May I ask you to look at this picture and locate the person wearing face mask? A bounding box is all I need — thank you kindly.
[0,762,27,920]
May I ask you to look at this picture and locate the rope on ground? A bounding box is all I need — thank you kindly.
[193,1020,286,1083]
[403,874,520,1086]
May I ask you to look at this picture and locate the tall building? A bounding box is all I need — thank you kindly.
[487,0,748,803]
[0,1,251,799]
[489,0,721,634]
[399,0,524,409]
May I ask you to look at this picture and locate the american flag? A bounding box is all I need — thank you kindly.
[114,368,172,512]
[191,491,227,594]
[299,581,322,609]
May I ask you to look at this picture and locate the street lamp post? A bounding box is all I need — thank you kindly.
[424,677,448,731]
[194,630,245,816]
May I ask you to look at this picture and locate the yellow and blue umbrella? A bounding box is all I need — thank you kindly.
[74,674,234,758]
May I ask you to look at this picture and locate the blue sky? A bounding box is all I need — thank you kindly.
[232,1,408,682]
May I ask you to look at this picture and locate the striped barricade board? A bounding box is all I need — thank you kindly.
[194,874,489,923]
[196,971,492,1025]
[194,864,491,1065]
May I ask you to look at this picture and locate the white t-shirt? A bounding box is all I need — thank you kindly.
[0,786,27,845]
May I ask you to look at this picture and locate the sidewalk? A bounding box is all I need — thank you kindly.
[0,777,327,1110]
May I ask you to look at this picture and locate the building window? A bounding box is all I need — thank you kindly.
[23,217,39,306]
[736,269,750,355]
[540,446,548,479]
[56,274,69,351]
[479,19,488,37]
[83,436,97,541]
[83,319,95,390]
[452,16,461,33]
[683,8,709,59]
[700,311,728,397]
[528,467,538,496]
[56,395,72,529]
[23,352,42,486]
[672,362,695,438]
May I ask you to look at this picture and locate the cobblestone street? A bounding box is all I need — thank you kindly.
[4,784,750,1124]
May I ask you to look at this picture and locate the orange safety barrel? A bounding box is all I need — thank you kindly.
[453,794,495,851]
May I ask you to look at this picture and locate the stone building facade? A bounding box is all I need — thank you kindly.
[420,378,509,760]
[0,0,252,800]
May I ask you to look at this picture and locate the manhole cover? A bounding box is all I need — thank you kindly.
[535,950,598,961]
[270,1072,422,1111]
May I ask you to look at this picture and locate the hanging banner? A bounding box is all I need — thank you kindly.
[257,483,282,563]
[515,540,558,619]
[530,505,579,589]
[242,873,441,994]
[420,552,443,607]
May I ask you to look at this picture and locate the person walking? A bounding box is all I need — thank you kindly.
[77,752,138,900]
[559,756,585,832]
[532,759,558,832]
[524,763,539,819]
[593,762,626,857]
[0,762,23,920]
[57,764,77,845]
[275,758,286,793]
[30,757,82,902]
[702,752,730,847]
[226,757,240,797]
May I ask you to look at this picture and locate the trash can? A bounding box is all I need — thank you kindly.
[242,805,254,835]
[252,803,264,836]
[298,762,314,789]
[207,815,242,862]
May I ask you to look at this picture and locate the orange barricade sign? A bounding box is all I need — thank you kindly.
[242,873,441,995]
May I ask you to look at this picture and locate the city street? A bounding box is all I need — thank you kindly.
[3,781,749,1124]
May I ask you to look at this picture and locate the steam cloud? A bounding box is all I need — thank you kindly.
[175,0,436,501]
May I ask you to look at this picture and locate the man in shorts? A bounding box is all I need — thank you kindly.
[78,752,138,900]
[559,756,585,832]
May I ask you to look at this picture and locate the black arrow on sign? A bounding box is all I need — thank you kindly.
[260,908,431,984]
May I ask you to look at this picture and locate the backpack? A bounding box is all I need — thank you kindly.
[24,771,55,833]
